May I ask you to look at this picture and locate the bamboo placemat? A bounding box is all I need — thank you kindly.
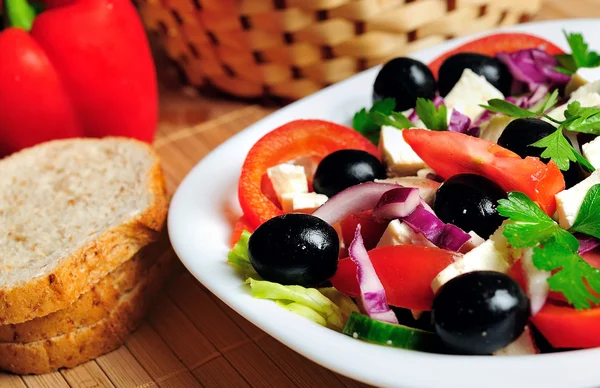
[0,106,371,388]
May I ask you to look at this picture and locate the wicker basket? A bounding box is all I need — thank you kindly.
[137,0,543,101]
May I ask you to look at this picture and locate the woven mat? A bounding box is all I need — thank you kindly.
[0,106,371,388]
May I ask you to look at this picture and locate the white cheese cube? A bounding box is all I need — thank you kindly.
[266,163,308,203]
[493,326,538,356]
[376,220,434,248]
[379,126,426,176]
[444,68,504,121]
[375,176,440,205]
[280,192,328,213]
[556,169,600,228]
[546,92,600,122]
[431,225,511,293]
[583,136,600,169]
[459,230,486,253]
[567,68,600,98]
[480,116,514,144]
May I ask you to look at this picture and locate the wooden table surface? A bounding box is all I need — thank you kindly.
[1,2,599,388]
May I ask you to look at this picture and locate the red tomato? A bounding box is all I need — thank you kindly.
[238,120,379,229]
[532,302,600,348]
[403,130,565,215]
[331,245,459,311]
[340,211,388,251]
[428,33,565,78]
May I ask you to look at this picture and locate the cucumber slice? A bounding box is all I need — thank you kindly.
[343,312,444,352]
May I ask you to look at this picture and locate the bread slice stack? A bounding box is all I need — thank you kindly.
[0,138,171,374]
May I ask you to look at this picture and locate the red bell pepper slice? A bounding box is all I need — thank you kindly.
[402,129,565,215]
[0,0,157,157]
[331,245,459,311]
[428,32,565,78]
[230,216,255,248]
[238,119,379,229]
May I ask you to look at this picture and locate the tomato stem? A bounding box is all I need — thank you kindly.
[5,0,36,31]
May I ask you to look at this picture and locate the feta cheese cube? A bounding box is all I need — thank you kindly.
[480,116,514,144]
[556,169,600,228]
[583,136,600,169]
[444,68,504,121]
[567,68,600,97]
[266,163,308,203]
[493,326,538,356]
[280,192,328,213]
[375,176,440,205]
[376,220,434,248]
[379,126,426,176]
[431,225,511,293]
[546,92,600,122]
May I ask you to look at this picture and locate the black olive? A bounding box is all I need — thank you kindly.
[438,53,513,96]
[431,271,530,355]
[373,57,436,111]
[248,214,339,287]
[433,174,506,239]
[497,118,587,188]
[313,149,386,197]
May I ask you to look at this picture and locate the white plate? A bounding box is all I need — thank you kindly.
[169,19,600,388]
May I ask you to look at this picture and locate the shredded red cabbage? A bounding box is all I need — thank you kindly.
[448,110,479,137]
[496,49,570,91]
[349,225,398,324]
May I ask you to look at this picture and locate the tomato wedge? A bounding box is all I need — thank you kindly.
[532,302,600,348]
[331,245,459,311]
[340,211,388,251]
[238,120,379,229]
[428,33,565,78]
[403,130,565,215]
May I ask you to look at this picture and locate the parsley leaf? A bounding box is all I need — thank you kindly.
[371,111,413,130]
[533,237,600,309]
[540,89,560,113]
[498,191,600,310]
[563,104,600,135]
[415,98,447,131]
[555,53,577,74]
[564,31,600,69]
[480,99,539,119]
[571,184,600,239]
[497,192,575,248]
[530,128,595,172]
[480,90,561,122]
[352,98,396,144]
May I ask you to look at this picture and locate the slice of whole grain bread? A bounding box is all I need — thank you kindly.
[0,241,161,343]
[0,138,168,325]
[0,248,176,374]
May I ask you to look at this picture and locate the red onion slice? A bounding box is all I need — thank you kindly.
[349,225,398,324]
[437,224,473,252]
[403,206,470,252]
[403,206,446,242]
[372,187,420,220]
[312,182,398,225]
[577,233,600,255]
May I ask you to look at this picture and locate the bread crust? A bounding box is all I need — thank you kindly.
[0,248,176,374]
[0,138,169,325]
[0,242,161,343]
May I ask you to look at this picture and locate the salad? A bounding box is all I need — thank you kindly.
[228,30,600,356]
